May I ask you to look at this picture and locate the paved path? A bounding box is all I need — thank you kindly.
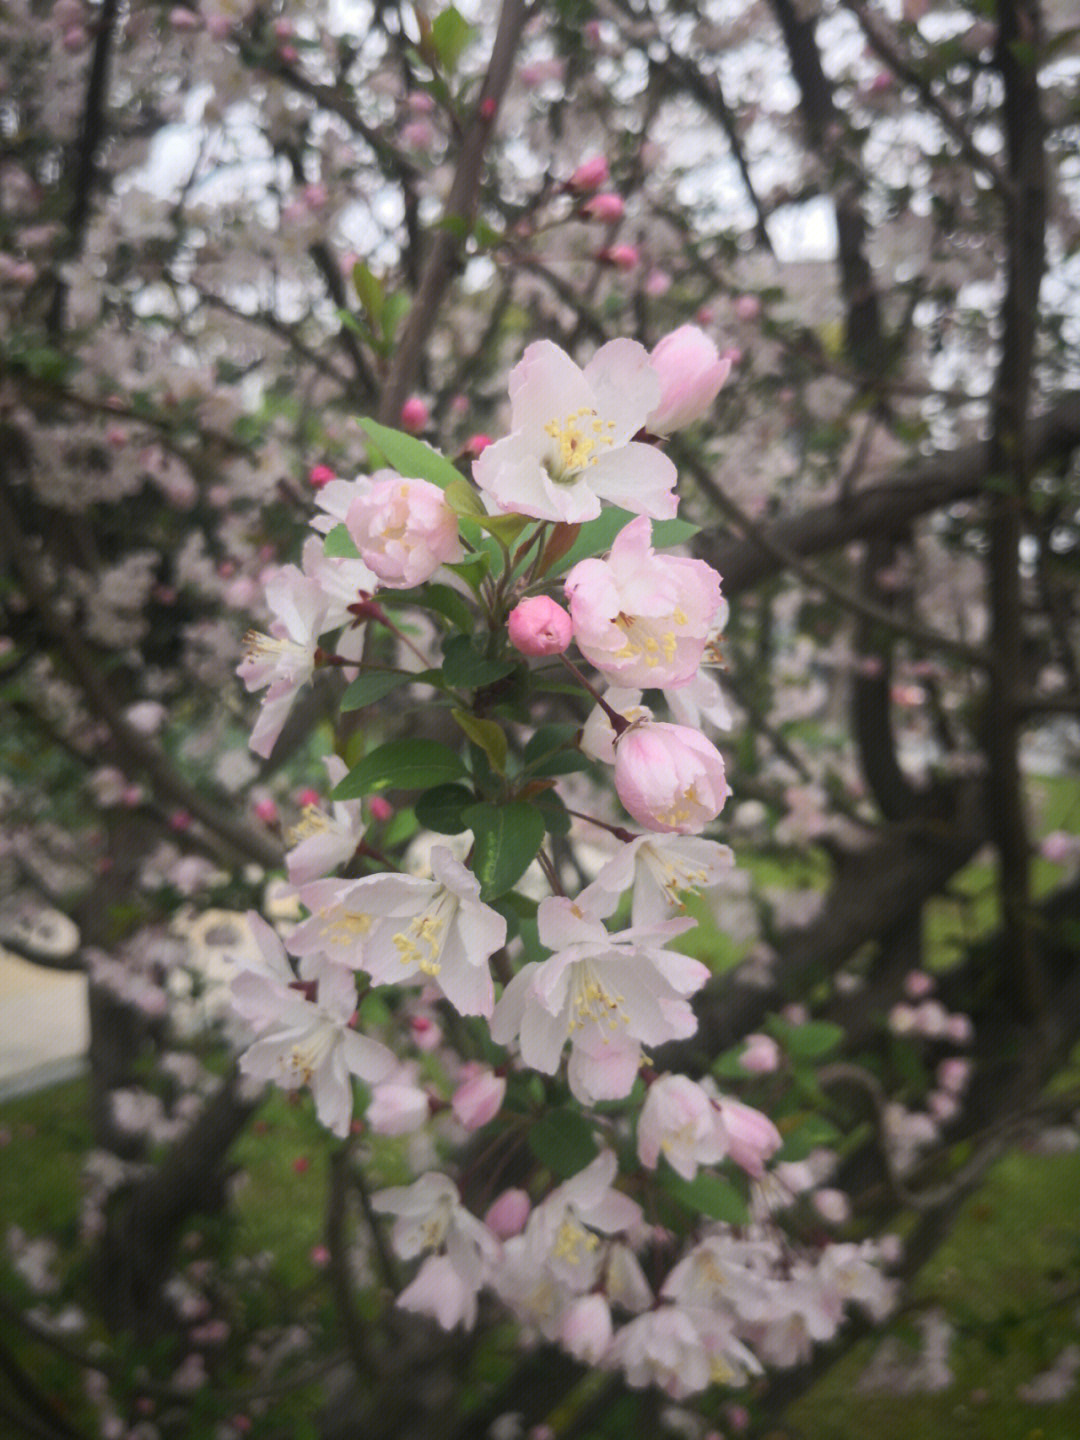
[0,947,88,1101]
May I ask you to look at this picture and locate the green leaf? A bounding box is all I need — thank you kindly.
[445,477,486,518]
[431,5,473,71]
[352,262,384,324]
[527,1108,599,1178]
[534,789,571,837]
[340,669,414,711]
[333,740,467,799]
[382,292,412,344]
[472,218,505,250]
[475,511,531,545]
[445,553,490,593]
[414,782,476,834]
[359,417,465,491]
[775,1114,842,1163]
[464,800,546,900]
[324,523,361,559]
[380,584,475,634]
[441,634,516,689]
[768,1017,844,1061]
[523,723,590,777]
[548,508,700,577]
[452,708,507,775]
[661,1169,749,1225]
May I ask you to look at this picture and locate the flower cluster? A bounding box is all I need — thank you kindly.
[231,333,892,1398]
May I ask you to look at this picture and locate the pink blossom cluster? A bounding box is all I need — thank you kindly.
[228,335,894,1398]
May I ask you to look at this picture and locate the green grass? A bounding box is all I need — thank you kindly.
[787,1147,1080,1440]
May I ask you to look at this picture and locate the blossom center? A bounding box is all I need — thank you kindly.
[393,890,456,977]
[567,960,627,1037]
[543,407,615,481]
[320,907,374,945]
[552,1214,600,1266]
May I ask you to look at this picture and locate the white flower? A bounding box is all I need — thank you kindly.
[238,565,329,759]
[491,887,707,1104]
[236,954,395,1137]
[474,340,678,523]
[290,852,505,1017]
[372,1173,501,1329]
[285,757,365,885]
[637,1073,726,1180]
[590,833,734,928]
[523,1151,642,1292]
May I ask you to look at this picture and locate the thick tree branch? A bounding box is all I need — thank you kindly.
[697,391,1080,596]
[377,0,532,423]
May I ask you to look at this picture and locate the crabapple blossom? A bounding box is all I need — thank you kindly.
[399,396,430,432]
[637,1074,726,1180]
[473,340,678,524]
[613,721,730,834]
[484,1189,531,1239]
[566,155,609,192]
[292,848,506,1017]
[507,595,573,656]
[667,666,735,733]
[740,1033,782,1074]
[237,565,329,759]
[580,688,652,764]
[372,1173,501,1330]
[490,888,707,1103]
[284,756,364,886]
[366,1063,432,1135]
[345,473,462,588]
[582,193,625,222]
[647,325,732,434]
[715,1098,783,1178]
[451,1067,506,1130]
[523,1151,642,1292]
[590,832,734,928]
[561,1294,613,1363]
[564,515,724,688]
[235,954,396,1138]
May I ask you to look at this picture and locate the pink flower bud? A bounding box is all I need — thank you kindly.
[567,155,609,192]
[904,969,935,999]
[308,464,336,487]
[582,192,625,222]
[946,1013,974,1045]
[169,7,202,30]
[614,721,729,834]
[507,596,573,656]
[206,15,232,40]
[252,798,279,826]
[733,293,761,321]
[647,325,731,433]
[741,1033,781,1074]
[310,1244,331,1266]
[463,433,493,458]
[169,810,192,832]
[451,1069,506,1130]
[368,795,393,822]
[812,1187,851,1224]
[484,1188,531,1238]
[716,1098,782,1177]
[345,473,462,587]
[597,243,639,270]
[560,1294,612,1364]
[937,1057,970,1094]
[278,44,299,64]
[645,268,672,296]
[273,17,294,37]
[399,396,430,433]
